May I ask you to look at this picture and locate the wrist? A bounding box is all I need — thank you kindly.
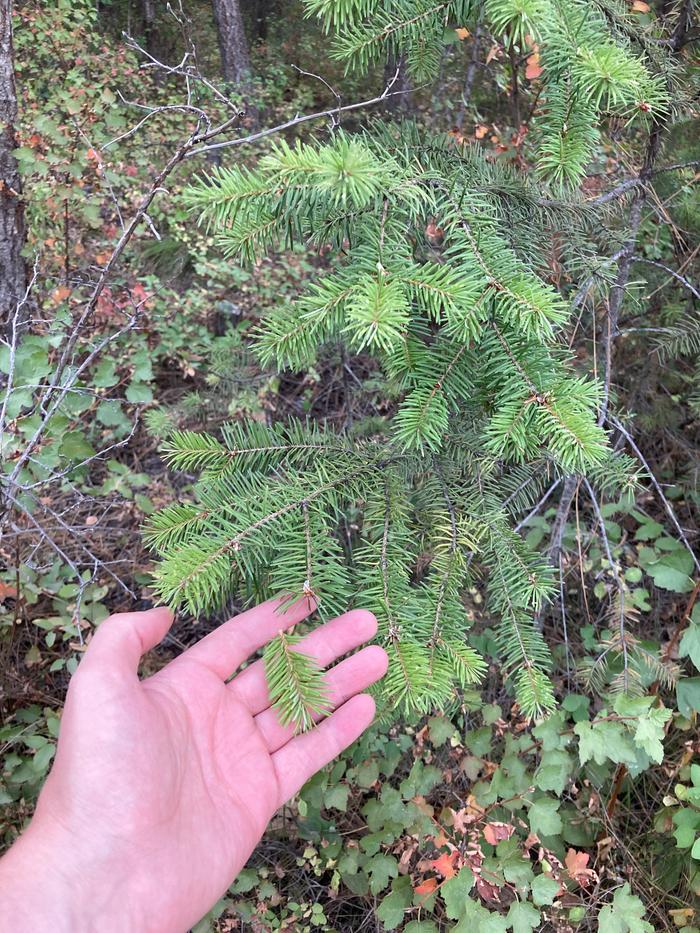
[0,813,136,933]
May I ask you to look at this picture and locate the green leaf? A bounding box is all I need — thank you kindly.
[673,808,700,848]
[59,430,95,461]
[367,853,398,895]
[634,520,663,541]
[507,900,540,933]
[324,783,349,811]
[428,715,455,746]
[677,678,700,718]
[574,719,636,767]
[633,707,672,764]
[452,901,508,933]
[442,868,475,919]
[126,382,154,404]
[680,623,700,672]
[404,923,439,933]
[531,874,560,906]
[597,883,653,932]
[377,877,412,929]
[534,750,573,796]
[528,796,562,836]
[92,358,119,388]
[356,759,380,788]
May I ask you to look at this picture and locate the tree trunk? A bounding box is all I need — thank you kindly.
[141,0,156,54]
[211,0,252,88]
[0,0,26,334]
[252,0,271,41]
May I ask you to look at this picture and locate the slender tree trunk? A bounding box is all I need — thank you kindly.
[211,0,257,125]
[141,0,156,53]
[253,0,271,41]
[456,22,482,131]
[211,0,252,87]
[0,0,26,334]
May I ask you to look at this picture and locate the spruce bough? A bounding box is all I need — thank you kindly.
[146,0,663,727]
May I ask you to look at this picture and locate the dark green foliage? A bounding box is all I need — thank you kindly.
[147,0,677,726]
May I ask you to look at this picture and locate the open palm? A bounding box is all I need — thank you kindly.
[26,598,387,932]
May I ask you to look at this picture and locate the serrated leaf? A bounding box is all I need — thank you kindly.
[528,797,562,836]
[677,678,700,717]
[507,900,540,933]
[534,749,574,795]
[442,868,475,919]
[531,874,560,906]
[597,883,653,932]
[680,623,700,672]
[377,877,412,929]
[633,707,672,763]
[367,853,398,894]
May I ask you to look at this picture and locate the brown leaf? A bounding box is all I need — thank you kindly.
[425,220,444,244]
[455,27,470,39]
[483,821,515,845]
[476,876,501,904]
[485,43,501,65]
[631,0,650,11]
[474,124,489,139]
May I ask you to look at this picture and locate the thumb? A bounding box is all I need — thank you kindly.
[80,607,174,677]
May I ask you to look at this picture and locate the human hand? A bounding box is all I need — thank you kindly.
[0,598,387,933]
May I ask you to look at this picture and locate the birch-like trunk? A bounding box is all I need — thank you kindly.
[0,0,26,333]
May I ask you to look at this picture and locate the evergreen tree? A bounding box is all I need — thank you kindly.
[147,0,680,727]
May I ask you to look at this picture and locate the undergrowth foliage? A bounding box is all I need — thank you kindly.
[147,0,671,727]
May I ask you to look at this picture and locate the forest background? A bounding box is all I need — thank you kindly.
[0,0,699,930]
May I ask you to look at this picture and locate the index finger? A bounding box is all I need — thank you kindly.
[177,595,316,679]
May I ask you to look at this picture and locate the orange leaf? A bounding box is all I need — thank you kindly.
[0,582,18,599]
[430,851,458,879]
[631,0,650,11]
[525,52,542,80]
[51,285,71,304]
[474,124,489,139]
[564,848,597,887]
[414,878,438,895]
[485,43,500,65]
[483,822,515,845]
[455,27,470,39]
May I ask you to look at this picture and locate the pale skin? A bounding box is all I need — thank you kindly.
[0,597,388,933]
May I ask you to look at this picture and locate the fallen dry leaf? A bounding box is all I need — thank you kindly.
[414,877,438,895]
[430,850,458,879]
[483,821,515,845]
[564,848,597,887]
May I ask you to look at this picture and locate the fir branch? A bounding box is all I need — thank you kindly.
[264,631,331,732]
